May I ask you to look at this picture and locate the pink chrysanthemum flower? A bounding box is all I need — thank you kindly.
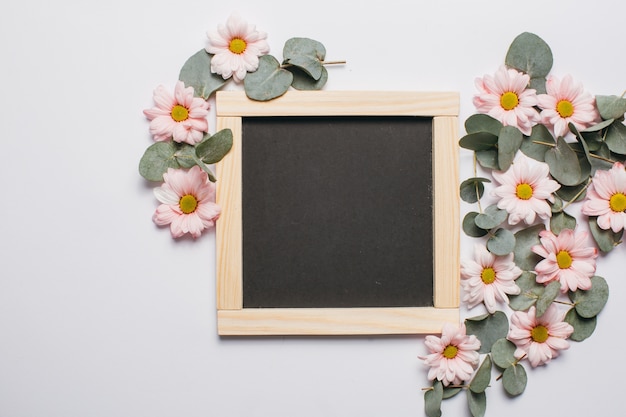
[508,305,573,368]
[532,228,597,293]
[420,323,481,386]
[143,81,209,145]
[537,74,600,138]
[581,162,626,233]
[461,245,522,314]
[492,152,561,225]
[153,166,221,239]
[206,13,270,83]
[473,65,541,136]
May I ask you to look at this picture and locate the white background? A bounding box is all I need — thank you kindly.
[1,0,624,416]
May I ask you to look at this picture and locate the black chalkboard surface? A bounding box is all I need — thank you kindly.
[215,91,459,335]
[242,116,433,308]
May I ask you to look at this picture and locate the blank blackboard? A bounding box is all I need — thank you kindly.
[215,91,460,335]
[242,116,433,308]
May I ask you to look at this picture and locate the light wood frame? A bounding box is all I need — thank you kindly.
[215,91,460,336]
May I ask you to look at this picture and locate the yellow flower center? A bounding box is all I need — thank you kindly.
[443,345,458,359]
[531,325,549,343]
[481,267,496,284]
[171,105,189,122]
[500,92,519,111]
[556,250,573,269]
[516,183,533,200]
[179,194,198,214]
[229,38,247,54]
[556,100,574,118]
[609,193,626,212]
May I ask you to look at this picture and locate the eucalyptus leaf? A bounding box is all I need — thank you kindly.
[475,205,507,230]
[556,182,588,203]
[568,123,593,167]
[550,195,564,213]
[459,132,499,151]
[442,387,463,399]
[465,114,503,136]
[195,128,233,164]
[282,37,326,80]
[605,122,626,155]
[469,355,492,394]
[465,311,509,354]
[487,228,515,256]
[588,216,623,252]
[424,381,443,417]
[520,124,553,162]
[508,271,544,311]
[536,281,561,317]
[498,126,524,171]
[460,177,491,204]
[529,76,547,94]
[502,364,527,396]
[179,49,227,99]
[467,390,486,417]
[505,32,553,79]
[139,141,183,182]
[174,144,201,169]
[244,55,293,101]
[476,150,499,170]
[570,276,609,318]
[288,65,328,90]
[544,136,582,186]
[583,118,615,133]
[190,155,217,182]
[513,224,544,271]
[550,211,577,235]
[491,338,517,369]
[463,212,489,237]
[596,95,626,120]
[565,308,597,342]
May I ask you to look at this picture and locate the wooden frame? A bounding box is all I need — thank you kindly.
[215,91,460,335]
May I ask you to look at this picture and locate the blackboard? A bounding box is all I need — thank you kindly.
[215,91,460,335]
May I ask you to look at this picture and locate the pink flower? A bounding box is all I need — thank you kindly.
[492,152,560,225]
[461,245,522,313]
[508,305,573,368]
[206,13,270,82]
[143,81,209,145]
[153,166,221,238]
[537,74,600,138]
[532,228,597,293]
[420,323,481,386]
[473,65,541,136]
[581,162,626,233]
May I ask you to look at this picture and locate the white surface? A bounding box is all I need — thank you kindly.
[1,0,624,416]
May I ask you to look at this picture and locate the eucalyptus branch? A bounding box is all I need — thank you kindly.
[561,177,592,210]
[495,354,527,381]
[532,140,618,164]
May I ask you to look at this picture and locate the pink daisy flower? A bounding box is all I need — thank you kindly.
[473,65,541,136]
[153,166,221,239]
[420,323,481,386]
[143,81,209,145]
[508,305,573,368]
[532,228,597,293]
[206,13,270,83]
[581,162,626,233]
[537,74,600,138]
[461,244,522,314]
[492,152,561,225]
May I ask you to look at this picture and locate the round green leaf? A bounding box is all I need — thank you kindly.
[505,32,553,79]
[556,182,588,204]
[487,228,515,256]
[570,276,609,318]
[529,76,547,94]
[469,355,492,394]
[463,212,489,238]
[139,141,182,182]
[508,271,543,311]
[282,37,326,80]
[467,390,486,417]
[596,95,626,120]
[459,132,498,151]
[424,380,443,417]
[498,126,524,171]
[535,280,561,317]
[520,124,553,162]
[544,136,583,186]
[491,338,517,369]
[564,308,597,342]
[475,205,507,230]
[465,114,503,136]
[605,122,626,155]
[502,364,527,396]
[465,311,509,354]
[179,49,227,99]
[244,55,293,101]
[588,216,623,252]
[550,211,577,235]
[288,65,328,90]
[476,149,499,170]
[195,128,233,164]
[460,177,491,204]
[513,224,544,271]
[442,386,462,399]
